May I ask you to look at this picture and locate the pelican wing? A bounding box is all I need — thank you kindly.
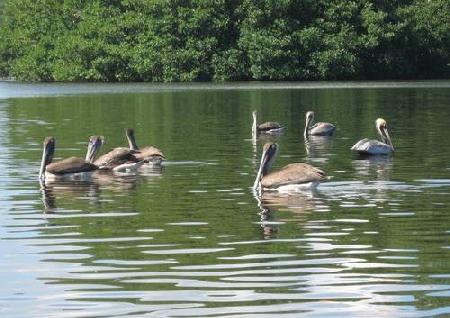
[46,157,98,175]
[262,163,326,189]
[94,147,138,169]
[309,122,336,136]
[351,139,392,155]
[257,121,282,132]
[134,146,165,161]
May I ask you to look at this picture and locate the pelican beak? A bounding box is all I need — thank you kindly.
[382,125,394,151]
[304,113,313,137]
[253,143,277,190]
[39,137,55,185]
[126,128,138,151]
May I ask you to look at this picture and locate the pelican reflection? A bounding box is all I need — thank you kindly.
[352,155,393,180]
[304,135,335,158]
[41,180,101,212]
[254,190,324,239]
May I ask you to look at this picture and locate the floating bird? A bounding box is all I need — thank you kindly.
[252,110,284,136]
[351,118,394,155]
[125,128,165,165]
[94,137,144,172]
[253,143,327,193]
[304,111,336,137]
[39,136,102,186]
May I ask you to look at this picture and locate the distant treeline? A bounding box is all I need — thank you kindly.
[0,0,449,82]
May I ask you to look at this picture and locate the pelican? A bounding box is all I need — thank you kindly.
[253,143,326,193]
[125,128,165,165]
[39,136,102,185]
[351,118,394,155]
[304,111,335,137]
[94,143,144,172]
[252,110,284,136]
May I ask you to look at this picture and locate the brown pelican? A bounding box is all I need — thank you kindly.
[252,110,284,136]
[39,136,102,185]
[253,143,326,193]
[351,118,394,155]
[94,143,144,172]
[304,111,336,137]
[125,128,165,165]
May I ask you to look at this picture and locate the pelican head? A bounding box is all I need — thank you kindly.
[39,137,56,184]
[376,118,394,150]
[126,128,139,150]
[253,143,279,190]
[85,135,104,163]
[304,111,315,137]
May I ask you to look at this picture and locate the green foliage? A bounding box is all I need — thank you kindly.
[0,0,448,81]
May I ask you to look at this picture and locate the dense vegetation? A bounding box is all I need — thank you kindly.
[0,0,449,82]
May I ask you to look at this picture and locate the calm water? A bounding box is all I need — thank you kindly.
[1,81,450,318]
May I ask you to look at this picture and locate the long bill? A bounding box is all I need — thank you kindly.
[38,146,48,184]
[39,139,54,186]
[253,162,264,191]
[126,128,139,151]
[304,115,312,138]
[382,126,394,151]
[253,146,273,190]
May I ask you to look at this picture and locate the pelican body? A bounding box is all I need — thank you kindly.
[94,146,144,172]
[252,110,284,136]
[351,118,394,155]
[253,143,326,193]
[39,136,102,185]
[126,128,165,165]
[304,111,335,137]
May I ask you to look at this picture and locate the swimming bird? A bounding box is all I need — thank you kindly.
[253,143,327,193]
[94,137,144,172]
[39,136,102,186]
[125,128,165,165]
[304,111,336,137]
[252,110,284,136]
[351,118,394,155]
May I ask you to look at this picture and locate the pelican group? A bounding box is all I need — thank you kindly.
[39,135,103,186]
[38,112,395,195]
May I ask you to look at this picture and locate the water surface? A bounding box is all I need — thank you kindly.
[1,81,450,317]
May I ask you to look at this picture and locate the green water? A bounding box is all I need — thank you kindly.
[1,81,450,317]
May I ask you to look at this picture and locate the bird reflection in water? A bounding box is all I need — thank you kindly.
[351,155,394,204]
[304,135,335,160]
[40,180,101,213]
[40,166,163,212]
[253,190,323,240]
[352,155,393,181]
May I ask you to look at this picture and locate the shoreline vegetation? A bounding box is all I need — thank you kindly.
[0,1,449,83]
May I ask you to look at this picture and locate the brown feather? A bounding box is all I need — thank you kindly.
[134,146,165,161]
[94,147,139,169]
[261,163,326,189]
[46,157,98,175]
[257,121,282,131]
